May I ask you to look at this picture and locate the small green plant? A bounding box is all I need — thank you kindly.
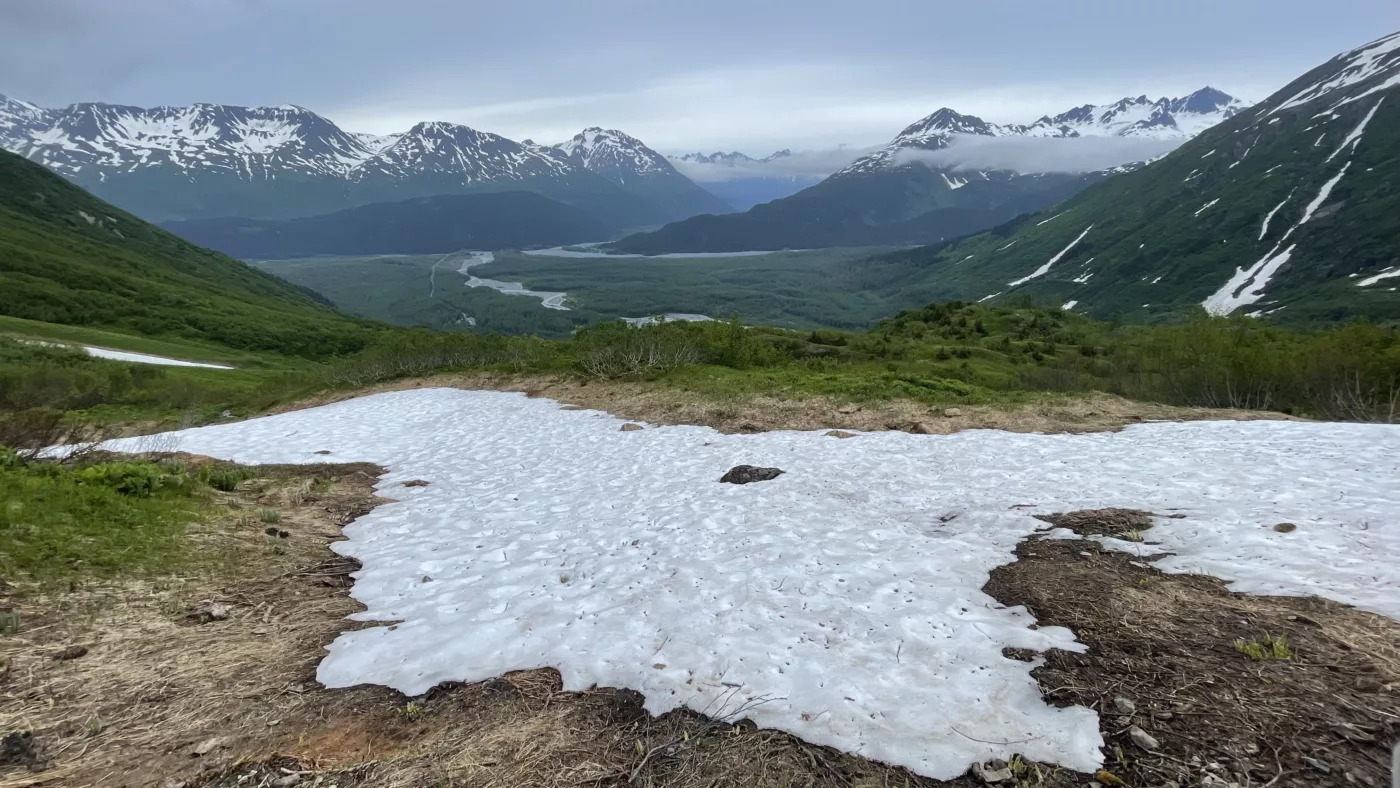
[258,509,282,524]
[1123,529,1144,543]
[1235,632,1292,661]
[202,464,254,492]
[394,701,423,721]
[0,609,19,635]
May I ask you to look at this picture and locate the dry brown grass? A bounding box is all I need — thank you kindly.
[5,464,1392,788]
[274,372,1293,436]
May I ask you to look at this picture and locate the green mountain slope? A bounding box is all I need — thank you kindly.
[0,149,378,357]
[162,192,614,259]
[608,163,1099,254]
[877,31,1400,325]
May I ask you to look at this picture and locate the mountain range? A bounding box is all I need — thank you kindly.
[865,32,1400,324]
[668,149,823,210]
[0,99,728,229]
[609,88,1249,253]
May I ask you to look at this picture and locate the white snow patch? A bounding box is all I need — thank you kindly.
[1202,244,1297,316]
[1035,212,1065,227]
[83,346,234,369]
[1008,226,1092,287]
[1357,266,1400,287]
[1200,149,1216,158]
[1259,193,1293,240]
[1061,300,1078,310]
[1271,32,1400,112]
[996,241,1017,252]
[977,292,1001,303]
[1327,97,1384,162]
[941,172,968,190]
[1298,161,1351,225]
[95,391,1400,778]
[1194,198,1220,216]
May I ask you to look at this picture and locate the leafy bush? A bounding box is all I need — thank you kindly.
[74,461,190,498]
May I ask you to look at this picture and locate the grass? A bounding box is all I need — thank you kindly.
[1234,632,1294,661]
[253,247,914,337]
[0,450,206,584]
[0,314,264,365]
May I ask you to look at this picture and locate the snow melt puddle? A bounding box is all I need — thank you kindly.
[100,390,1400,779]
[456,251,569,311]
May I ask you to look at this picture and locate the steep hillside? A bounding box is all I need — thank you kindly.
[0,99,664,228]
[162,192,613,258]
[0,149,377,356]
[612,90,1244,254]
[554,128,731,220]
[876,31,1400,325]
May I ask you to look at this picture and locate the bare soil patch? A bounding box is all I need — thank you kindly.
[5,466,1393,787]
[274,372,1293,436]
[984,535,1399,788]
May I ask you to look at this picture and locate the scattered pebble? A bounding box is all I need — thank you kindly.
[1273,522,1297,533]
[943,408,964,417]
[1113,696,1136,715]
[972,760,1012,783]
[824,430,855,439]
[402,479,431,487]
[619,423,644,432]
[52,645,88,661]
[191,736,226,756]
[1128,725,1159,750]
[1302,756,1331,774]
[204,602,232,622]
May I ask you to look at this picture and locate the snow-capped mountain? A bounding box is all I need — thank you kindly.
[839,88,1249,175]
[0,97,701,228]
[673,149,793,166]
[874,32,1400,324]
[552,127,731,220]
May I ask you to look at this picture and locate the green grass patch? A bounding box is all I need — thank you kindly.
[0,450,206,584]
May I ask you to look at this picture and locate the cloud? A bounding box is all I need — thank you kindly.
[894,134,1184,174]
[670,146,881,182]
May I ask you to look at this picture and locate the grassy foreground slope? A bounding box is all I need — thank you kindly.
[0,149,379,358]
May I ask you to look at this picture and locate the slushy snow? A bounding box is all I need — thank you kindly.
[98,390,1400,779]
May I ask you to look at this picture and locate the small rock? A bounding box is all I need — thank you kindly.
[205,603,232,622]
[251,627,268,635]
[0,731,40,769]
[52,645,88,661]
[905,421,931,434]
[272,776,301,787]
[559,404,586,411]
[837,404,860,414]
[971,761,1013,783]
[1273,522,1297,533]
[1113,696,1136,715]
[942,407,963,417]
[402,479,431,487]
[265,527,289,538]
[824,430,855,439]
[313,450,332,455]
[421,576,433,583]
[1302,757,1331,774]
[737,421,762,432]
[719,465,784,485]
[219,410,232,418]
[1127,725,1159,750]
[620,423,644,432]
[1200,776,1229,788]
[1243,741,1259,755]
[191,736,226,756]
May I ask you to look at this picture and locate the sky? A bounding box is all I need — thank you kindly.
[2,0,1397,157]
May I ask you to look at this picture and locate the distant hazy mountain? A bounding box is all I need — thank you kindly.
[0,99,721,229]
[553,127,731,221]
[613,88,1249,253]
[162,191,612,258]
[669,149,821,210]
[862,35,1400,324]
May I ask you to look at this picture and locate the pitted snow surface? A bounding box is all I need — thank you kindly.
[103,390,1400,779]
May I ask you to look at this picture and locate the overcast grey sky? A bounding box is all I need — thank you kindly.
[2,0,1397,154]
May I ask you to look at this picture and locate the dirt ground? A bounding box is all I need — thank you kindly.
[4,452,1395,788]
[272,372,1292,436]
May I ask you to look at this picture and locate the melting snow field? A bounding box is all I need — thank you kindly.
[82,346,235,369]
[101,390,1400,779]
